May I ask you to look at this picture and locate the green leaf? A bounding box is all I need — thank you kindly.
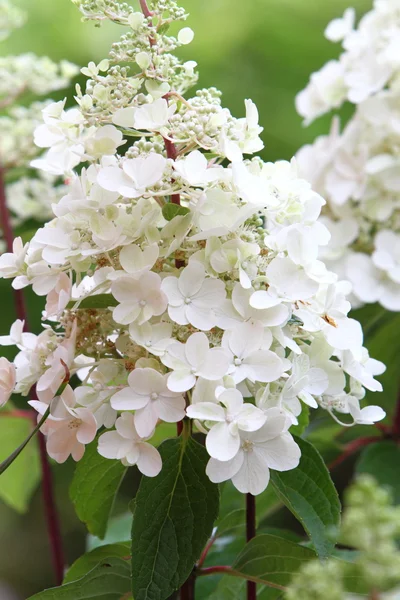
[231,534,316,589]
[362,312,400,417]
[63,543,130,584]
[0,416,40,513]
[28,557,130,599]
[162,203,190,221]
[70,439,127,539]
[356,441,400,504]
[271,436,341,558]
[216,508,246,537]
[131,435,220,600]
[289,405,309,437]
[67,294,118,310]
[87,513,133,550]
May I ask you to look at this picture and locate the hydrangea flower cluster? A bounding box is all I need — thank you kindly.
[0,0,24,41]
[0,0,387,496]
[285,476,400,599]
[296,0,400,310]
[0,3,78,235]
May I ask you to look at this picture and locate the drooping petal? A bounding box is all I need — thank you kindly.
[206,422,241,461]
[137,443,162,477]
[186,402,226,422]
[206,451,244,483]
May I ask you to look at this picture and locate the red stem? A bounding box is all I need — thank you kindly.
[179,573,195,600]
[0,166,65,585]
[246,494,256,600]
[139,0,153,18]
[38,428,65,585]
[328,436,378,471]
[197,566,233,577]
[163,137,181,206]
[197,534,216,569]
[392,387,400,437]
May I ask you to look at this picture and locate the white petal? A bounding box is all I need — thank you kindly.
[186,402,226,422]
[206,422,241,461]
[185,332,209,368]
[260,433,301,472]
[134,404,159,438]
[206,451,244,483]
[231,449,270,495]
[137,443,162,477]
[237,405,267,432]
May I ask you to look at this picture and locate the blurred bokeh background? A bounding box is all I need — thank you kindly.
[0,0,374,597]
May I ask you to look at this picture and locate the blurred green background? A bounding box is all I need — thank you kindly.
[0,0,374,597]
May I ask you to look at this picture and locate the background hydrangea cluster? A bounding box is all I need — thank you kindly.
[297,0,400,311]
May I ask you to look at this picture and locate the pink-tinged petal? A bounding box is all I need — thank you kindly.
[260,433,301,472]
[206,451,244,484]
[134,404,159,438]
[156,395,186,423]
[71,442,85,462]
[186,402,226,422]
[115,413,138,440]
[128,367,165,395]
[206,422,241,461]
[199,348,231,381]
[125,445,141,465]
[137,443,162,477]
[161,276,183,307]
[111,388,149,411]
[98,431,133,460]
[185,332,209,368]
[178,263,205,297]
[232,449,270,495]
[112,302,140,325]
[166,370,196,393]
[185,304,216,331]
[111,277,138,303]
[192,278,226,308]
[237,405,267,432]
[75,409,98,444]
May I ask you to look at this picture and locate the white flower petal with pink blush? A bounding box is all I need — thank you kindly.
[161,262,226,331]
[187,388,266,461]
[45,406,97,464]
[98,413,162,475]
[129,322,173,357]
[111,368,185,438]
[0,358,16,407]
[206,408,301,495]
[162,332,231,393]
[45,272,72,317]
[111,272,167,325]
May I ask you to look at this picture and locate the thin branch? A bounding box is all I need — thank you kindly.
[197,566,288,592]
[246,494,256,600]
[328,436,378,471]
[0,166,65,585]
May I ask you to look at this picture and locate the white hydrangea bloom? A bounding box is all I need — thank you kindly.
[296,1,400,311]
[0,0,385,491]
